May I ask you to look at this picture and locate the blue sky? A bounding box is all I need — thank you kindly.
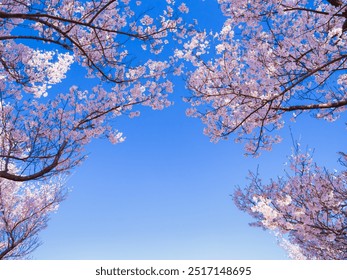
[31,0,346,259]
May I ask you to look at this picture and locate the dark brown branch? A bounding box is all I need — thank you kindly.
[0,11,147,40]
[277,99,347,112]
[0,141,68,182]
[0,35,71,49]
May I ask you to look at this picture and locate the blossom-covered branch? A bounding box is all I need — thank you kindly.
[234,149,347,259]
[0,171,65,259]
[179,0,347,154]
[0,0,190,181]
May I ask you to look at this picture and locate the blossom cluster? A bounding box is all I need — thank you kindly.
[0,0,189,181]
[234,150,347,259]
[178,0,347,154]
[0,163,65,259]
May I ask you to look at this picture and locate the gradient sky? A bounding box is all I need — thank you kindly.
[31,0,347,260]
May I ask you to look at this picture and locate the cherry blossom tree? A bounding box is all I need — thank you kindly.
[178,0,347,155]
[0,0,190,182]
[0,169,65,259]
[0,0,190,259]
[174,0,347,259]
[233,148,347,259]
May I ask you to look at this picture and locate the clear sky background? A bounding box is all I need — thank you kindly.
[31,0,346,260]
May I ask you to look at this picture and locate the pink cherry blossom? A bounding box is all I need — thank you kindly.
[0,163,65,259]
[234,147,347,259]
[0,0,190,182]
[179,0,347,155]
